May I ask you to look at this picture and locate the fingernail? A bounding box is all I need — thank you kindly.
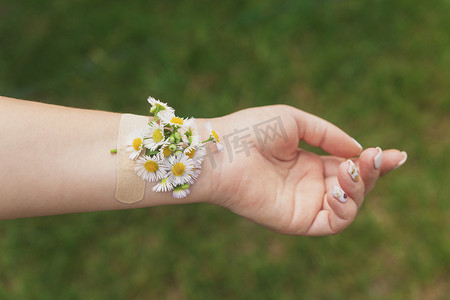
[393,151,408,169]
[352,138,363,151]
[374,147,383,169]
[347,160,360,182]
[332,185,348,203]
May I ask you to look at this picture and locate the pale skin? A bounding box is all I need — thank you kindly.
[0,96,407,235]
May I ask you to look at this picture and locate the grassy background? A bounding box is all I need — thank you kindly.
[0,0,449,299]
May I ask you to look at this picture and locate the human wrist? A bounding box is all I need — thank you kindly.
[185,117,225,204]
[114,95,227,205]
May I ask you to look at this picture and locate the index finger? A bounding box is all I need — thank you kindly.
[287,106,363,158]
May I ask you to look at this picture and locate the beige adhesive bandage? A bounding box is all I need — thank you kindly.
[111,96,224,200]
[115,113,149,203]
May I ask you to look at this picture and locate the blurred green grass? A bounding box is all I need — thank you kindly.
[0,0,449,299]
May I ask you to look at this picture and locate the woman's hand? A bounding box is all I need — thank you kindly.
[196,105,407,236]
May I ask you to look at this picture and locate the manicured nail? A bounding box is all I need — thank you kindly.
[332,185,348,203]
[347,160,360,182]
[393,151,408,169]
[374,147,383,169]
[352,138,363,151]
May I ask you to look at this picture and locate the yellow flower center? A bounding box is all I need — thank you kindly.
[162,147,172,158]
[172,162,186,176]
[152,129,164,142]
[170,117,184,125]
[144,160,159,173]
[132,138,142,151]
[211,130,220,142]
[186,148,196,159]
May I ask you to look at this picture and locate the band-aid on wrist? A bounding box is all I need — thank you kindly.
[115,113,149,204]
[112,96,224,201]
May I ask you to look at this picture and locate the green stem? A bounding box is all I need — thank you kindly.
[146,149,160,156]
[201,136,213,143]
[110,149,117,154]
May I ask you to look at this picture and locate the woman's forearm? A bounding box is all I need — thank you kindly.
[0,96,218,219]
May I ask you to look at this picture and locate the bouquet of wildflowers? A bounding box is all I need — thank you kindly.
[122,97,223,198]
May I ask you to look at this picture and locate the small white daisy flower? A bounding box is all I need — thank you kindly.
[148,96,175,114]
[152,177,174,192]
[134,153,169,182]
[160,113,186,127]
[126,128,146,160]
[204,122,224,152]
[167,153,195,186]
[144,121,169,151]
[159,144,174,158]
[184,145,206,168]
[173,185,190,199]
